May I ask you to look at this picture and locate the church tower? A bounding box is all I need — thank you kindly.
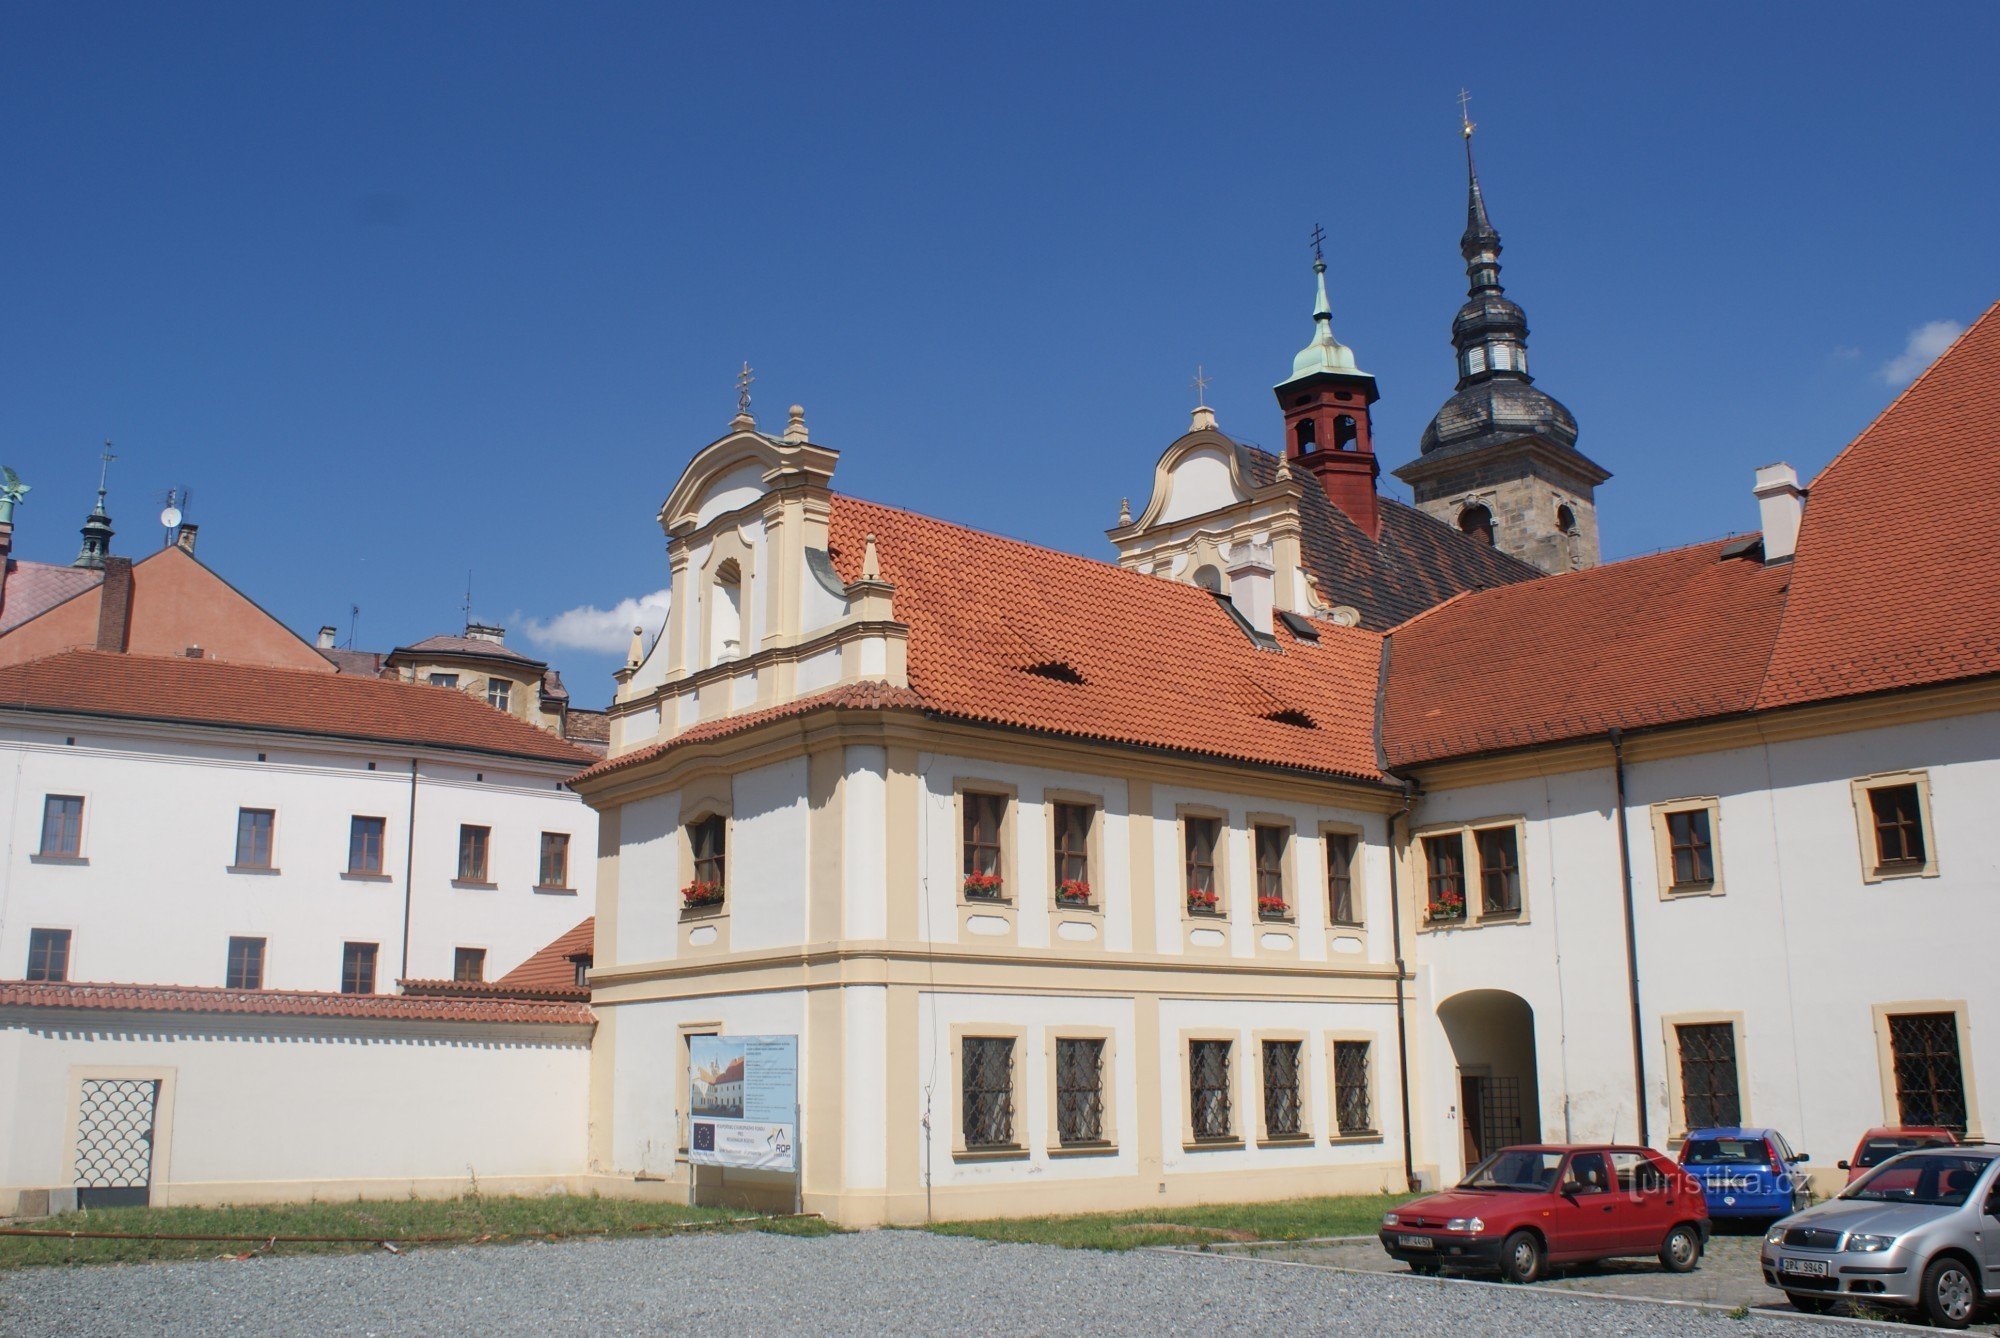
[1274,240,1383,539]
[1394,114,1609,573]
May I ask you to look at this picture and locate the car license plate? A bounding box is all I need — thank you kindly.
[1397,1234,1435,1249]
[1780,1258,1828,1278]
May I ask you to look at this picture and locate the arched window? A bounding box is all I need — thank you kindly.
[710,559,743,663]
[1334,415,1358,451]
[1458,504,1495,547]
[1294,418,1317,453]
[1556,503,1577,534]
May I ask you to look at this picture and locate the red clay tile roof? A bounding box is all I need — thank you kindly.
[0,649,596,766]
[319,647,388,676]
[1759,299,2000,710]
[1381,537,1791,767]
[0,979,593,1026]
[577,682,926,782]
[494,918,595,995]
[0,559,102,633]
[390,633,547,667]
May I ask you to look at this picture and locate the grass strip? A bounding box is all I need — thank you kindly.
[923,1192,1411,1252]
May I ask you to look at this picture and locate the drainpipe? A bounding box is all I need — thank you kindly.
[399,757,419,982]
[1610,729,1650,1145]
[1386,782,1419,1191]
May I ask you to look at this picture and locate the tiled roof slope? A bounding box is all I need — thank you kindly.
[0,559,102,633]
[0,650,595,765]
[1238,446,1543,629]
[320,647,387,675]
[1381,538,1791,767]
[1760,300,2000,709]
[392,633,547,667]
[577,682,929,782]
[496,918,595,995]
[0,979,593,1026]
[826,496,1389,783]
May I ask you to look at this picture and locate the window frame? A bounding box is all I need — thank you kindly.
[1473,824,1521,918]
[455,823,494,886]
[232,806,277,872]
[485,678,512,712]
[537,831,573,891]
[950,1023,1028,1159]
[1651,798,1723,898]
[1873,1002,1978,1137]
[1045,792,1101,914]
[956,783,1013,905]
[453,946,487,983]
[1660,1011,1749,1142]
[1253,1031,1310,1145]
[1181,1030,1241,1149]
[340,941,379,995]
[347,814,389,878]
[1046,1027,1117,1155]
[1415,818,1528,930]
[1329,1035,1380,1140]
[1178,807,1227,920]
[26,927,72,982]
[683,811,729,918]
[1250,820,1293,922]
[37,794,86,860]
[1321,824,1364,928]
[225,935,267,990]
[1851,772,1938,882]
[428,672,459,688]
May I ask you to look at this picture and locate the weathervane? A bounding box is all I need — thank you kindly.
[1309,223,1326,264]
[1191,364,1211,407]
[0,466,27,525]
[736,362,755,415]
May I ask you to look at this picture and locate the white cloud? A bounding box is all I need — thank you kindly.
[517,589,669,654]
[1879,320,1965,386]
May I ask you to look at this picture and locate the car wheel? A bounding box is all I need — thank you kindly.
[1500,1230,1543,1285]
[1786,1293,1834,1315]
[1658,1223,1701,1273]
[1920,1255,1979,1329]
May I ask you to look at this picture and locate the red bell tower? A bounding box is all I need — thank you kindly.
[1273,252,1382,539]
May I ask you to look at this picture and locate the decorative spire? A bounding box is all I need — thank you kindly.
[1442,104,1532,392]
[731,362,756,431]
[1459,96,1502,292]
[74,440,115,569]
[1280,226,1365,386]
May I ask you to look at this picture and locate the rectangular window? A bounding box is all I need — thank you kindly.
[234,807,275,869]
[1888,1012,1967,1133]
[454,947,487,983]
[962,792,1005,897]
[570,954,593,989]
[1261,1039,1304,1138]
[226,936,266,990]
[457,824,491,882]
[1325,832,1359,925]
[961,1036,1016,1149]
[1052,802,1092,903]
[428,672,459,688]
[1869,784,1928,870]
[486,679,511,711]
[1423,834,1466,922]
[1189,1039,1233,1141]
[538,832,571,888]
[26,928,71,982]
[1055,1038,1106,1146]
[1334,1040,1373,1134]
[689,814,726,901]
[1476,826,1520,915]
[1676,1022,1742,1129]
[348,815,386,875]
[1254,825,1288,917]
[1666,808,1715,888]
[40,795,84,857]
[340,942,378,995]
[1184,816,1220,913]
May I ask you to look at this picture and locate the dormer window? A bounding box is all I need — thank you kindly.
[1465,347,1487,375]
[710,559,743,664]
[486,679,512,711]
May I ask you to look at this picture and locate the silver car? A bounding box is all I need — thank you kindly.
[1761,1143,2000,1327]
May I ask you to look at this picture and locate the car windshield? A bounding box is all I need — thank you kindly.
[1459,1149,1563,1191]
[1684,1137,1768,1166]
[1843,1152,1992,1206]
[1857,1136,1948,1168]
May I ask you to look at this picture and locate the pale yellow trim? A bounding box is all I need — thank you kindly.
[806,748,844,943]
[1319,820,1366,928]
[885,748,920,942]
[1178,1028,1243,1149]
[1126,779,1156,954]
[952,778,1018,908]
[1044,1026,1118,1155]
[587,1002,617,1172]
[949,1023,1029,1159]
[697,528,756,677]
[1659,1011,1749,1143]
[1850,770,1939,883]
[804,986,844,1197]
[884,986,923,1203]
[63,1065,176,1197]
[1650,798,1725,899]
[1247,814,1296,924]
[1326,1032,1384,1141]
[1043,787,1106,915]
[1412,816,1528,932]
[1175,807,1231,951]
[1250,1029,1312,1145]
[1871,1000,1982,1139]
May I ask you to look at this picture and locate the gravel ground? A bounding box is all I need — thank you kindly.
[0,1230,1851,1336]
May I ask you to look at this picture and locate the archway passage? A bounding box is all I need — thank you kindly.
[1438,989,1542,1167]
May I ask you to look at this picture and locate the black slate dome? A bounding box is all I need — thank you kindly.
[1419,377,1579,458]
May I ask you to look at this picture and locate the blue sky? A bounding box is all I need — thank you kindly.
[4,2,1995,703]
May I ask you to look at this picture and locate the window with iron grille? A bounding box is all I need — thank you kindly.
[1868,784,1927,870]
[1261,1039,1304,1138]
[690,815,726,889]
[1055,1038,1106,1145]
[1254,825,1289,915]
[1053,803,1092,887]
[226,936,266,990]
[40,795,84,857]
[963,793,1004,885]
[1423,834,1466,920]
[341,942,378,995]
[349,815,386,875]
[1189,1039,1233,1141]
[1666,808,1715,887]
[1888,1012,1967,1133]
[1184,817,1220,907]
[1676,1023,1741,1129]
[457,824,491,882]
[234,808,275,869]
[1334,1040,1373,1134]
[1476,826,1520,915]
[454,947,487,983]
[539,832,571,888]
[961,1036,1016,1149]
[1325,832,1359,925]
[486,679,512,712]
[26,928,71,982]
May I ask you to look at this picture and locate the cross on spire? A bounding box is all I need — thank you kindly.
[1191,364,1211,407]
[1458,87,1475,138]
[736,362,755,414]
[96,440,116,498]
[1309,223,1326,263]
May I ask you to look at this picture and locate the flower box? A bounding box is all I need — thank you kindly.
[681,880,725,909]
[1055,879,1094,908]
[1256,894,1291,919]
[1425,892,1465,924]
[1186,887,1220,914]
[963,872,1005,900]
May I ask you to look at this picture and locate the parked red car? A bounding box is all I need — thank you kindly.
[1839,1126,1959,1184]
[1380,1144,1709,1283]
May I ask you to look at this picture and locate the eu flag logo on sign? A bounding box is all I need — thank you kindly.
[692,1122,715,1152]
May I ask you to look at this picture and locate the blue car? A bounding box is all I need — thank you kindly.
[1678,1127,1812,1220]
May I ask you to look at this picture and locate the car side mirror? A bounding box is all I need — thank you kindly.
[1790,1152,1810,1163]
[1836,1160,1850,1170]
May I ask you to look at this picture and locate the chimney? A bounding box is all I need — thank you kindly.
[317,625,339,649]
[94,556,134,652]
[1226,543,1276,637]
[1753,463,1804,564]
[465,623,506,645]
[175,523,199,555]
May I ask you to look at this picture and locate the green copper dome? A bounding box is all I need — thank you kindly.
[1277,258,1367,387]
